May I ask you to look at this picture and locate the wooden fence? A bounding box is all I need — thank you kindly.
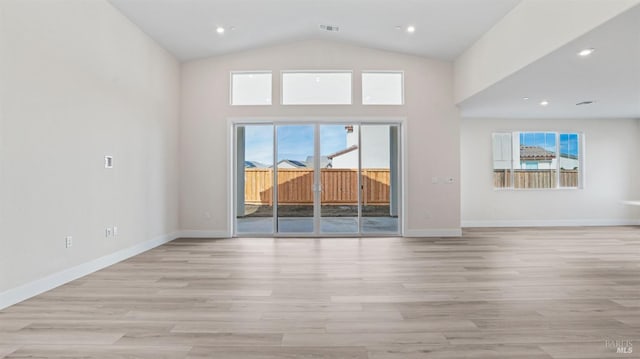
[494,169,579,188]
[245,169,390,205]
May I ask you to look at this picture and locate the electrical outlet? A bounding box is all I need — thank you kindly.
[113,226,118,237]
[105,227,113,238]
[65,236,73,248]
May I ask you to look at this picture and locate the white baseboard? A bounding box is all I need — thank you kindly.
[461,219,640,228]
[0,231,180,311]
[404,228,462,237]
[178,230,231,238]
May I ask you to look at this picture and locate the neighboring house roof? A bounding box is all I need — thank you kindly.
[520,145,555,160]
[327,145,359,159]
[560,153,578,160]
[244,160,268,168]
[277,159,308,168]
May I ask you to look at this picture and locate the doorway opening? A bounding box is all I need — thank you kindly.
[234,121,401,236]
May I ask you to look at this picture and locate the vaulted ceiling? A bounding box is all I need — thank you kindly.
[108,0,639,119]
[108,0,521,61]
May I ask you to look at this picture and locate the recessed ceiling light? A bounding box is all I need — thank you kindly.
[406,25,416,33]
[395,26,402,30]
[576,100,595,106]
[216,26,225,34]
[578,48,595,57]
[523,97,529,100]
[540,100,549,106]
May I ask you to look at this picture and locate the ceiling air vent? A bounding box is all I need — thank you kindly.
[320,24,339,32]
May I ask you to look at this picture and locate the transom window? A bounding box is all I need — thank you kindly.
[362,72,403,105]
[230,72,272,105]
[281,71,352,105]
[231,70,406,105]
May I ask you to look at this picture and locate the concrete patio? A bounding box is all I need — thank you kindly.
[236,216,399,234]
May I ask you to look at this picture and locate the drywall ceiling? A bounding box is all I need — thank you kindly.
[108,0,521,61]
[459,4,640,119]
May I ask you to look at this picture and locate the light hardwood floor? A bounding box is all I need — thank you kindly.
[1,227,639,358]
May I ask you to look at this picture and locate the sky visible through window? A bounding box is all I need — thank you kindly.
[560,133,579,157]
[244,125,348,165]
[519,132,579,157]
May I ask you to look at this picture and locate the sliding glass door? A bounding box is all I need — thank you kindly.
[235,124,274,234]
[235,122,400,236]
[276,125,315,234]
[320,125,360,234]
[360,125,400,233]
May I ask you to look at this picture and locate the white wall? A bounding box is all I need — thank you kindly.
[0,0,180,297]
[462,118,640,226]
[180,40,461,237]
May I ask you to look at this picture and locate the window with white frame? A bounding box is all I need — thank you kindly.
[492,131,582,189]
[281,71,352,105]
[362,72,403,105]
[231,72,272,105]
